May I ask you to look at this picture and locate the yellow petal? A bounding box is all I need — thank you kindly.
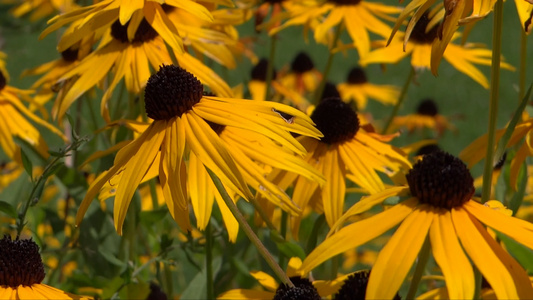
[250,271,278,292]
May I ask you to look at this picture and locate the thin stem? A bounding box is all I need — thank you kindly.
[305,214,325,254]
[264,34,278,102]
[519,29,527,102]
[405,237,431,299]
[278,211,288,267]
[481,0,504,204]
[382,67,415,134]
[329,255,339,280]
[206,222,214,300]
[207,168,293,287]
[473,267,482,299]
[314,24,343,104]
[149,179,159,210]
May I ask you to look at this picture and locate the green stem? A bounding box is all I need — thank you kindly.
[519,29,527,102]
[481,0,504,204]
[264,34,278,102]
[278,211,288,267]
[249,196,278,232]
[206,169,293,287]
[314,24,343,104]
[329,255,339,280]
[405,237,431,299]
[473,267,482,299]
[305,214,325,254]
[149,179,159,210]
[382,67,415,134]
[206,222,214,300]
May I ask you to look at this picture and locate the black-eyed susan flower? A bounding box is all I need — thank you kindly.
[3,0,75,21]
[0,235,91,299]
[360,13,514,89]
[301,151,533,299]
[390,0,497,72]
[334,269,401,300]
[77,65,323,234]
[270,0,401,58]
[0,60,65,163]
[337,67,399,110]
[279,52,322,95]
[390,98,455,136]
[460,116,533,190]
[49,15,231,122]
[218,257,339,299]
[264,97,411,234]
[516,0,533,33]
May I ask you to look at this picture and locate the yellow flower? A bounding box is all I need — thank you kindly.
[0,162,22,191]
[264,98,411,235]
[0,61,65,163]
[337,67,399,110]
[271,0,401,58]
[218,257,341,299]
[77,65,322,235]
[49,15,231,122]
[390,0,497,72]
[361,13,514,89]
[279,52,322,95]
[301,151,533,299]
[390,98,455,136]
[515,0,533,33]
[0,235,92,300]
[4,0,76,21]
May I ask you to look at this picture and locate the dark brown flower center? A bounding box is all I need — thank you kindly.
[335,270,401,300]
[147,282,168,300]
[311,97,360,144]
[60,47,80,62]
[347,67,368,84]
[0,71,6,91]
[328,0,362,5]
[409,13,439,44]
[406,151,474,209]
[251,58,277,81]
[0,235,45,288]
[111,18,158,44]
[321,82,341,100]
[416,98,438,116]
[291,52,314,74]
[144,65,204,120]
[273,277,321,300]
[416,144,441,156]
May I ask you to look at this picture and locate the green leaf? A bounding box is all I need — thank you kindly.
[0,201,17,218]
[231,256,250,276]
[276,240,306,260]
[140,208,168,225]
[99,247,125,267]
[180,257,222,300]
[509,162,527,215]
[20,149,32,178]
[119,282,150,300]
[497,233,533,273]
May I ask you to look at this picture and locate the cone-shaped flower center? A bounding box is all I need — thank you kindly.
[0,71,6,91]
[0,235,45,288]
[346,67,368,84]
[61,47,80,62]
[335,270,371,300]
[311,97,360,145]
[410,13,439,44]
[144,65,204,120]
[416,144,441,156]
[251,58,276,81]
[406,151,474,209]
[321,82,341,100]
[328,0,362,5]
[416,99,439,116]
[111,18,158,44]
[273,277,321,300]
[291,52,314,74]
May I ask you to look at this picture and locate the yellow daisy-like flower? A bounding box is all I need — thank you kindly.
[516,0,533,33]
[218,257,345,299]
[271,0,401,58]
[390,0,497,72]
[0,235,92,300]
[337,67,399,110]
[361,13,514,89]
[76,65,322,234]
[279,52,322,95]
[0,65,65,162]
[0,162,22,191]
[460,116,533,190]
[301,151,533,299]
[390,98,455,136]
[51,14,232,122]
[264,97,411,233]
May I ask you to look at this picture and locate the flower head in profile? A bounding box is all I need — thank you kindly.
[77,65,322,234]
[361,13,514,89]
[263,97,411,234]
[390,98,456,136]
[0,235,91,299]
[301,151,533,299]
[0,55,65,163]
[337,67,399,110]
